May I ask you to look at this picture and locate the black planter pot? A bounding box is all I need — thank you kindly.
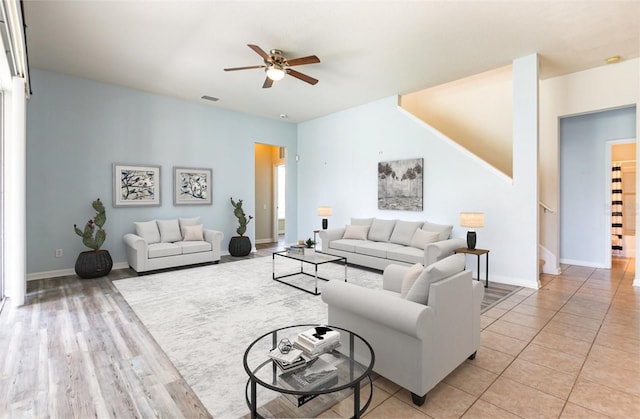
[228,236,252,257]
[75,249,113,279]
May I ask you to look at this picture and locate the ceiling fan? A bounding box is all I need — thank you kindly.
[224,44,320,88]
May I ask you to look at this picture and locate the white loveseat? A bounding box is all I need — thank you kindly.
[321,254,484,405]
[318,217,465,271]
[123,216,224,274]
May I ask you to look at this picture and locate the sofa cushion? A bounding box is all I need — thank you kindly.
[410,229,440,250]
[177,240,212,254]
[386,246,424,264]
[343,225,370,240]
[148,242,182,258]
[157,219,182,243]
[354,241,403,258]
[368,218,396,242]
[330,239,367,253]
[351,217,374,226]
[179,216,201,236]
[405,254,465,304]
[135,220,161,244]
[182,224,205,241]
[401,263,424,298]
[389,220,423,246]
[422,221,453,241]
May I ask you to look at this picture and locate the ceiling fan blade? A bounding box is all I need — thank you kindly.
[248,44,271,62]
[224,65,265,71]
[286,69,318,85]
[286,55,320,67]
[262,76,274,89]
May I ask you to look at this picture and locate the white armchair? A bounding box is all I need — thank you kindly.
[321,254,484,405]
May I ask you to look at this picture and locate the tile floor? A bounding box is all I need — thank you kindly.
[320,257,639,418]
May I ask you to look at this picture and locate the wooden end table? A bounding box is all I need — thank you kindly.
[454,247,489,288]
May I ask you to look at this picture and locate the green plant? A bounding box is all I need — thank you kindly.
[230,197,253,236]
[304,238,316,248]
[73,198,107,250]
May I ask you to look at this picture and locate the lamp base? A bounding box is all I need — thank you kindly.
[322,218,328,230]
[466,231,477,250]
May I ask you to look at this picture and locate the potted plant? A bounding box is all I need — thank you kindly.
[304,238,316,255]
[73,198,113,279]
[229,197,254,256]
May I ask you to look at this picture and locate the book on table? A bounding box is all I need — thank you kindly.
[294,326,341,356]
[278,353,340,407]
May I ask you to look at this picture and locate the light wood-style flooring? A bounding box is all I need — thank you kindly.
[1,246,638,418]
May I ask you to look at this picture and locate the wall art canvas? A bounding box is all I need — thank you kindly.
[174,167,212,205]
[113,164,161,207]
[378,158,424,211]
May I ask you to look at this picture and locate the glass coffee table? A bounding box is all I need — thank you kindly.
[272,250,347,295]
[244,324,374,419]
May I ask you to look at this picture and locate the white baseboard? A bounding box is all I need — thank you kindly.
[634,276,640,287]
[488,273,539,290]
[27,261,130,281]
[254,238,273,244]
[559,258,607,269]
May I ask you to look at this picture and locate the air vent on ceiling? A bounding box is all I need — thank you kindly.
[201,95,219,102]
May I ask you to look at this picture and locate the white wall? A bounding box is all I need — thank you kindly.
[297,55,540,288]
[539,58,639,277]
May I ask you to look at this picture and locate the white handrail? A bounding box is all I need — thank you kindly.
[539,201,555,213]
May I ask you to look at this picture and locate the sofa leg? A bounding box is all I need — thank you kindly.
[468,351,477,360]
[411,392,426,406]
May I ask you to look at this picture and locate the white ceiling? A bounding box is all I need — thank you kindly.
[23,0,640,123]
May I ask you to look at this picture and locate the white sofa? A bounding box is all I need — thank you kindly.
[318,217,465,271]
[321,254,484,405]
[123,216,224,274]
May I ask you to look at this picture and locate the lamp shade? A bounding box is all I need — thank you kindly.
[317,206,333,217]
[460,212,484,228]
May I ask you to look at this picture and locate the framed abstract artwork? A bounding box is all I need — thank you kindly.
[173,167,212,205]
[378,158,424,211]
[113,163,161,207]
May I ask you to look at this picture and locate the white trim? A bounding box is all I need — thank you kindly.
[489,273,539,290]
[539,244,561,275]
[27,261,130,281]
[559,258,607,269]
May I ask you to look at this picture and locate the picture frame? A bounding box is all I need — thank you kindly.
[173,166,212,205]
[113,163,161,207]
[378,158,424,211]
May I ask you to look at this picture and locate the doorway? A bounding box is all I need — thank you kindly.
[254,144,286,245]
[610,141,636,261]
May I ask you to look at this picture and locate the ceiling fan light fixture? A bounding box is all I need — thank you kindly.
[266,65,285,81]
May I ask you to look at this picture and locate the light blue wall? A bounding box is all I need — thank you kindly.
[560,106,637,266]
[26,69,297,274]
[297,55,540,289]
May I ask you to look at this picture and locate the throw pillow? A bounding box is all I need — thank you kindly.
[134,220,161,244]
[157,219,182,243]
[421,221,454,241]
[389,220,423,246]
[367,218,396,242]
[405,254,465,305]
[410,229,440,250]
[179,216,201,236]
[401,263,424,298]
[343,225,370,240]
[182,224,205,241]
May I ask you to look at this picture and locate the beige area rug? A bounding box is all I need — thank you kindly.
[113,257,521,419]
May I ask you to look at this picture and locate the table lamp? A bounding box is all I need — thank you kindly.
[460,212,484,250]
[317,206,333,230]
